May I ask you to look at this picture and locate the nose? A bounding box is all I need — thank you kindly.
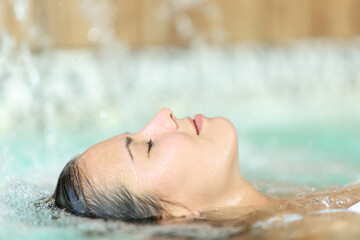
[140,108,178,135]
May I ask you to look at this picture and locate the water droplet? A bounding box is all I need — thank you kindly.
[321,196,331,208]
[134,169,138,183]
[11,0,29,22]
[99,110,108,119]
[2,146,9,155]
[87,27,101,42]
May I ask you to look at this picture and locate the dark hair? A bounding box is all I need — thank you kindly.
[53,156,166,222]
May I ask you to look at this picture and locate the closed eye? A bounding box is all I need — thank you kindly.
[147,139,153,154]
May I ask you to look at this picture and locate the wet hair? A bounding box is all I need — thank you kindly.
[53,156,166,222]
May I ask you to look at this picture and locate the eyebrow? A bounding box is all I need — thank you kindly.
[125,136,134,161]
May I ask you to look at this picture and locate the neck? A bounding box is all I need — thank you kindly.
[210,175,271,210]
[232,177,271,208]
[200,176,273,220]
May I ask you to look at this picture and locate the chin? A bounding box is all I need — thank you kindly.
[214,117,237,134]
[208,117,238,150]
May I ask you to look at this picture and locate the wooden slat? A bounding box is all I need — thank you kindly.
[326,0,356,37]
[138,0,172,45]
[2,0,360,47]
[113,0,140,45]
[266,0,313,40]
[39,0,93,47]
[214,0,267,41]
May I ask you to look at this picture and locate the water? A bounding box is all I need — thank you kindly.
[2,9,360,236]
[1,39,360,239]
[0,181,243,240]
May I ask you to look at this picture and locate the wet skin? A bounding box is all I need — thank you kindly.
[78,108,270,217]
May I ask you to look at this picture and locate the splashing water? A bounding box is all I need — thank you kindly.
[2,1,360,238]
[1,38,360,238]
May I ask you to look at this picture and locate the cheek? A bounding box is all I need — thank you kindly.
[207,118,238,164]
[137,157,189,197]
[136,138,196,195]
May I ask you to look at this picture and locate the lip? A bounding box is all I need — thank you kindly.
[186,117,198,135]
[193,114,203,135]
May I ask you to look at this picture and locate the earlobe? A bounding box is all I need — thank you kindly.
[159,198,203,220]
[187,209,205,220]
[166,206,204,220]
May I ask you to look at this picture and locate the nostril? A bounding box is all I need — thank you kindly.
[168,112,178,129]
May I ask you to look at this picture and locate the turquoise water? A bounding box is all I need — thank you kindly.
[1,39,360,239]
[241,122,360,188]
[2,119,360,239]
[2,121,360,189]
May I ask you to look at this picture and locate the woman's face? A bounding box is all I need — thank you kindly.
[78,108,241,216]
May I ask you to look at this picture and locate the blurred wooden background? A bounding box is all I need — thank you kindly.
[1,0,360,48]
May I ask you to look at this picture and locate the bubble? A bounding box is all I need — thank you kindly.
[2,146,9,155]
[99,110,108,119]
[46,134,56,146]
[253,214,302,229]
[321,196,331,208]
[87,28,101,42]
[11,0,29,22]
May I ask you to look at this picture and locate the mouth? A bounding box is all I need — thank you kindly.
[193,114,203,135]
[193,119,199,135]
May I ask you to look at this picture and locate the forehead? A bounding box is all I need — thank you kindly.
[79,135,125,162]
[77,134,134,189]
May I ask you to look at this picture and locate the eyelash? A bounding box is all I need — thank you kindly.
[147,139,153,153]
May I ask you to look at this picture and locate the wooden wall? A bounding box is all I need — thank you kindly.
[1,0,360,48]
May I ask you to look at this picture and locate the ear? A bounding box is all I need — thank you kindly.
[186,209,205,220]
[160,199,203,219]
